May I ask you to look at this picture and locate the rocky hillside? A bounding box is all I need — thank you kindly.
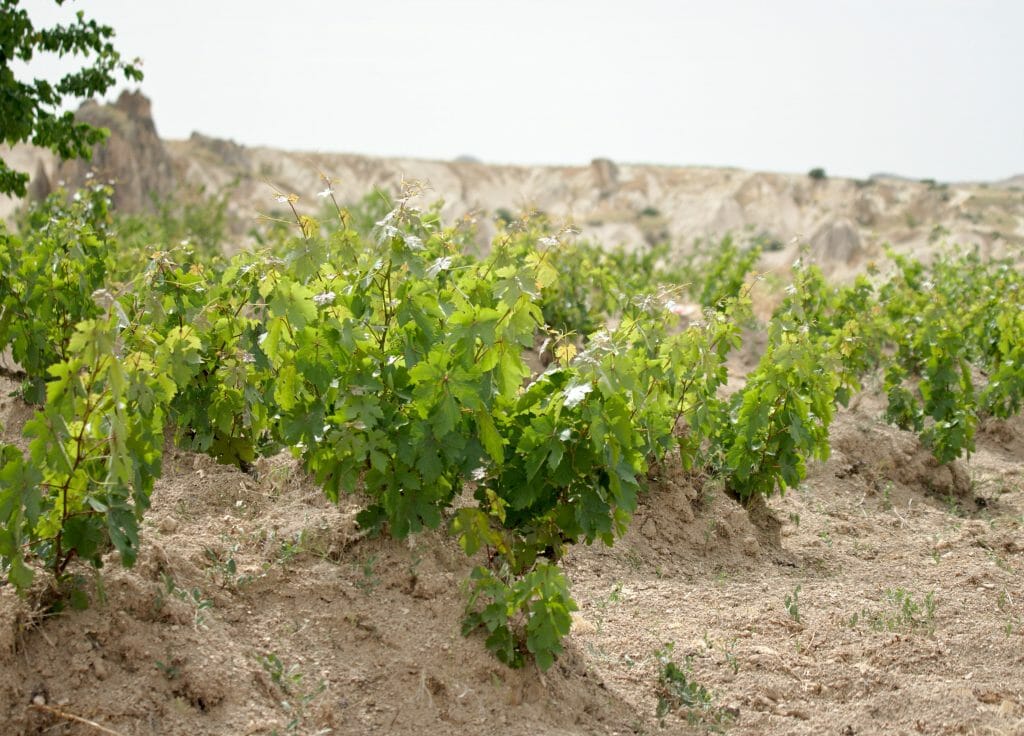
[3,92,1023,277]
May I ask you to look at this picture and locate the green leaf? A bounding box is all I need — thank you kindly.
[269,279,317,330]
[62,515,106,566]
[476,410,505,464]
[431,393,460,439]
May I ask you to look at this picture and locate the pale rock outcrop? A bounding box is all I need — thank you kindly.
[711,197,745,233]
[590,158,619,199]
[810,218,863,269]
[734,173,802,238]
[55,90,174,212]
[188,132,252,174]
[28,160,51,202]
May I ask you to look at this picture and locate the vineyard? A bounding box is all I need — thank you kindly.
[0,181,1023,735]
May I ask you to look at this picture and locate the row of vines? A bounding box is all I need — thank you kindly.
[1,182,1022,670]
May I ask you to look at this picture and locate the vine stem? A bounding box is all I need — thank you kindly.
[53,352,108,576]
[30,703,126,736]
[0,364,27,381]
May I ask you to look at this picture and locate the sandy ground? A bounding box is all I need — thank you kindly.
[1,371,1022,735]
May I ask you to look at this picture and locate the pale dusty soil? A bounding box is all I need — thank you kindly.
[1,373,1022,736]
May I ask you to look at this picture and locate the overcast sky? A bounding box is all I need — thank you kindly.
[20,0,1024,181]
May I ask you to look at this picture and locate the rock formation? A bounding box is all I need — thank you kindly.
[1,92,1022,280]
[55,90,174,212]
[590,158,620,198]
[810,218,864,269]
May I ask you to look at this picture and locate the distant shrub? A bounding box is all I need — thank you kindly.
[495,207,515,226]
[752,232,784,252]
[808,168,827,181]
[682,234,762,310]
[344,188,395,233]
[639,206,661,218]
[928,224,951,243]
[118,183,234,258]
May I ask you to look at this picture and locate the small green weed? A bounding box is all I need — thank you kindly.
[784,585,802,624]
[355,554,380,594]
[594,582,623,633]
[154,659,180,680]
[852,588,937,636]
[944,494,964,517]
[623,549,644,571]
[258,652,327,734]
[723,639,740,675]
[156,573,213,631]
[204,542,254,589]
[881,482,893,511]
[654,643,731,730]
[997,589,1022,636]
[985,548,1013,573]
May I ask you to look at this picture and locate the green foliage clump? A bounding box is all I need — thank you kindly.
[117,183,234,259]
[535,235,682,338]
[0,0,143,196]
[776,247,1024,465]
[685,234,762,310]
[0,184,118,402]
[1,315,174,590]
[716,261,840,500]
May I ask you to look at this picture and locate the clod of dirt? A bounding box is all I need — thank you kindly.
[742,492,784,550]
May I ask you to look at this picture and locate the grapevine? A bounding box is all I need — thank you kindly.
[2,183,1023,672]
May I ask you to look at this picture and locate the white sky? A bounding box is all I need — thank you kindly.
[18,0,1024,181]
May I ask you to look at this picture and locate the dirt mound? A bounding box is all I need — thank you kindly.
[0,451,637,735]
[978,413,1024,458]
[826,411,976,511]
[628,466,765,566]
